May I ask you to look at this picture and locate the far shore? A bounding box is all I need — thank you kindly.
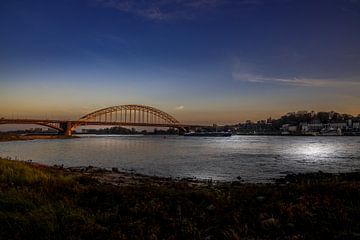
[0,133,78,142]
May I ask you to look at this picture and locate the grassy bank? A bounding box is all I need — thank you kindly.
[0,158,360,239]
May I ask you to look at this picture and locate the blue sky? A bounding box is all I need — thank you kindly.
[0,0,360,124]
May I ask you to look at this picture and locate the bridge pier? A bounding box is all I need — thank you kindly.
[59,122,74,136]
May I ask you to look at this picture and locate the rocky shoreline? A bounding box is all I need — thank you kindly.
[51,163,360,187]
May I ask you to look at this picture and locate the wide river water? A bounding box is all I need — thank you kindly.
[1,135,360,182]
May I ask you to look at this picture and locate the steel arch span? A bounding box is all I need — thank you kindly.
[77,104,180,126]
[0,104,201,136]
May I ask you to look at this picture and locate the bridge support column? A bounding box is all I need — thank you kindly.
[59,122,74,136]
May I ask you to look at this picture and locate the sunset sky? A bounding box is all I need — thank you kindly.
[1,0,360,124]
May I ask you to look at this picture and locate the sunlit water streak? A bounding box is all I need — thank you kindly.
[1,135,360,182]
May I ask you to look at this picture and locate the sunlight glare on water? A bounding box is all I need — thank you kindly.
[1,135,360,182]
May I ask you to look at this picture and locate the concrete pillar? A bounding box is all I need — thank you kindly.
[59,122,73,136]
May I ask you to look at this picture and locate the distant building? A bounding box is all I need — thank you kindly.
[329,123,347,129]
[288,126,298,132]
[301,123,323,132]
[281,124,298,134]
[347,119,352,127]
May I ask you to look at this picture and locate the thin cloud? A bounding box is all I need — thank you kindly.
[175,105,185,110]
[94,0,261,21]
[238,0,263,5]
[232,72,360,87]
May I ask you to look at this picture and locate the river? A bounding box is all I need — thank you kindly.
[1,135,360,182]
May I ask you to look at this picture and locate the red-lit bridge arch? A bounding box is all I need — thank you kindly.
[0,104,204,136]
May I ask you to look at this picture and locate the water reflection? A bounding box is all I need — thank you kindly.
[294,143,334,159]
[0,135,359,182]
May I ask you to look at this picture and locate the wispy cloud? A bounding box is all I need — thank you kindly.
[175,105,185,110]
[94,0,261,21]
[232,72,360,87]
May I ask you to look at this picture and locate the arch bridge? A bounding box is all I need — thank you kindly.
[0,104,202,136]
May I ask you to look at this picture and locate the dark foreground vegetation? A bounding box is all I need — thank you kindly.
[0,158,360,240]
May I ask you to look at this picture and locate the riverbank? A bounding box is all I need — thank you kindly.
[0,133,78,142]
[1,158,360,239]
